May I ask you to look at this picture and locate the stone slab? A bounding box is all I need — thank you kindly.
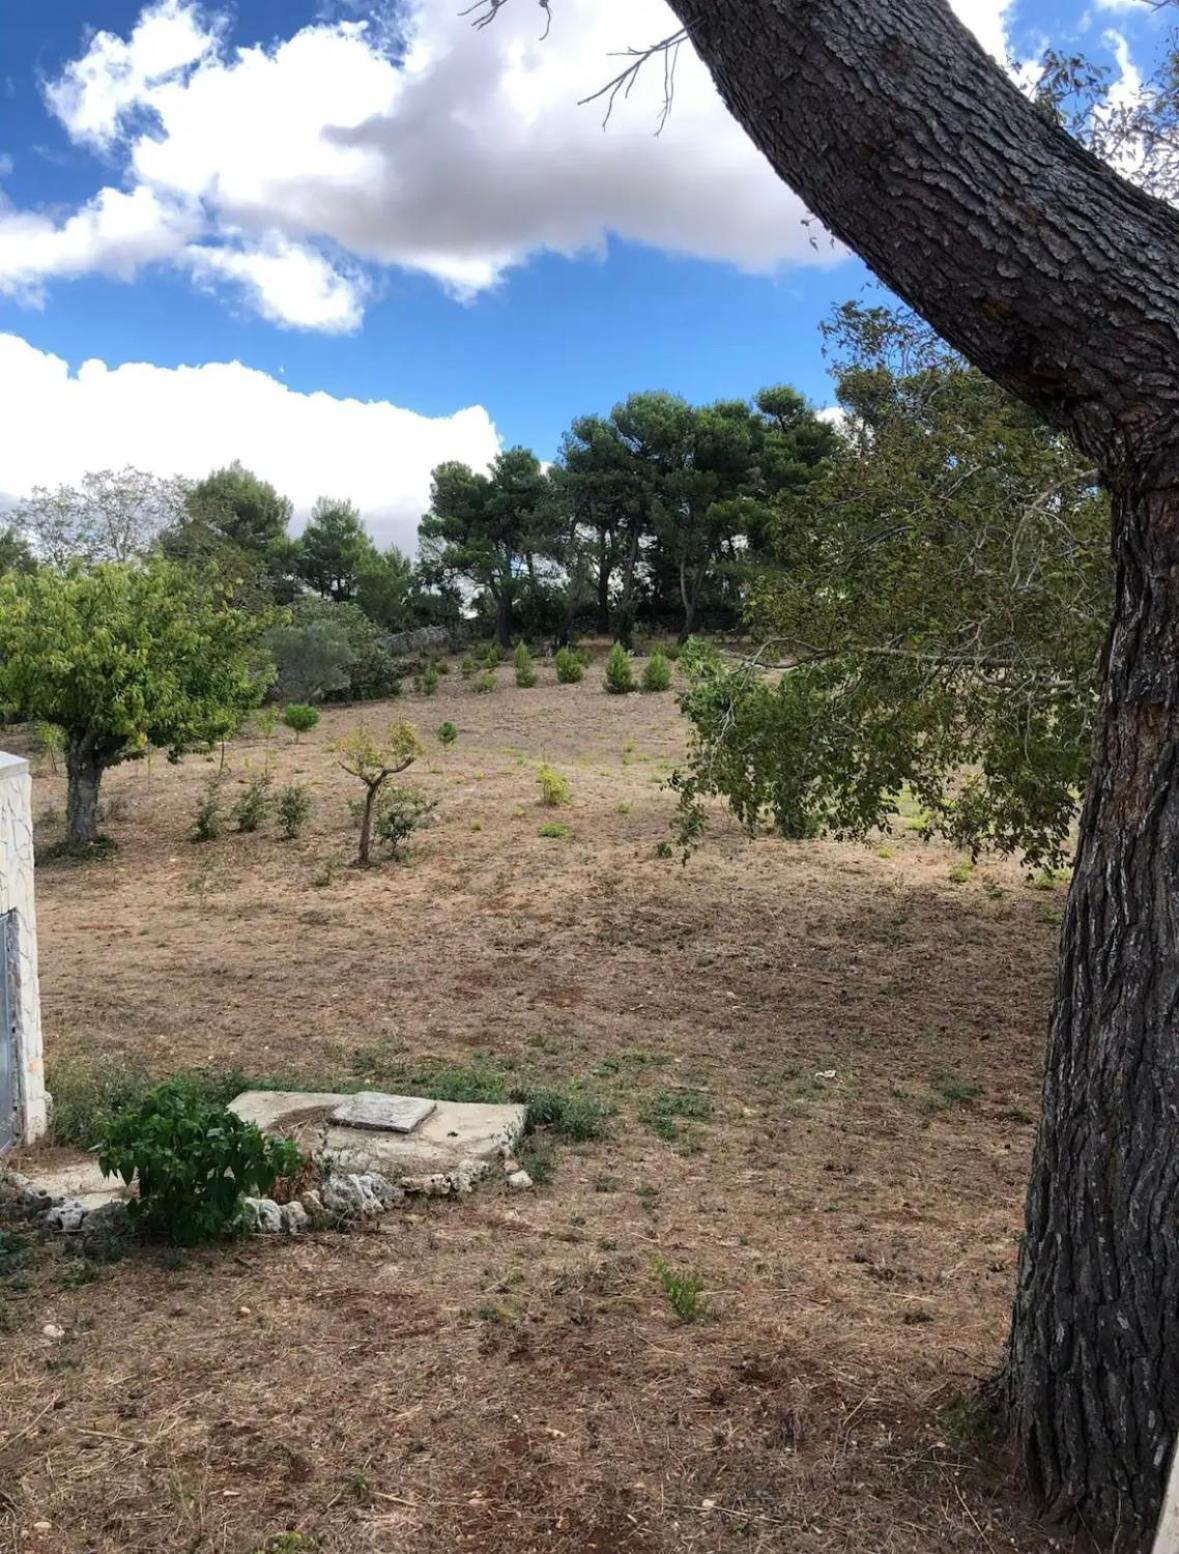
[329,1093,436,1134]
[21,1157,128,1204]
[229,1090,526,1179]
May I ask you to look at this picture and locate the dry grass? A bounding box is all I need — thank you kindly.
[0,655,1090,1554]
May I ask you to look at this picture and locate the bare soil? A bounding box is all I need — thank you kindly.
[0,658,1087,1554]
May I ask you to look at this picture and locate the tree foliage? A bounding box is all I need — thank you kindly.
[13,468,189,566]
[675,305,1110,868]
[0,560,270,845]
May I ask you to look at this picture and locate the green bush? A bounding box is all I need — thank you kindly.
[641,651,672,693]
[231,775,271,833]
[514,642,538,688]
[437,721,458,747]
[283,704,320,741]
[555,648,584,684]
[277,783,312,840]
[32,721,66,773]
[460,653,478,680]
[538,821,570,839]
[414,663,440,696]
[604,643,636,695]
[537,763,571,806]
[515,1087,610,1141]
[98,1081,301,1245]
[655,1259,706,1322]
[190,785,222,842]
[47,1058,252,1149]
[473,670,497,694]
[372,786,438,860]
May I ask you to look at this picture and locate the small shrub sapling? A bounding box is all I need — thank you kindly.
[437,721,458,748]
[641,651,672,693]
[283,704,319,742]
[555,648,583,684]
[231,775,271,833]
[537,763,571,806]
[604,643,637,695]
[514,642,538,688]
[373,787,438,860]
[277,783,312,840]
[336,721,423,866]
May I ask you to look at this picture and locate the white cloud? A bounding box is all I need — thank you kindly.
[0,333,500,551]
[4,0,1029,329]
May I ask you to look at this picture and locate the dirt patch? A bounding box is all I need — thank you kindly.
[0,661,1087,1553]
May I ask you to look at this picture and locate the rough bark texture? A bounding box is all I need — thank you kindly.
[652,0,1179,1541]
[65,735,104,848]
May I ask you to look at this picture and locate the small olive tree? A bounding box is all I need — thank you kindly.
[336,721,422,866]
[0,561,270,849]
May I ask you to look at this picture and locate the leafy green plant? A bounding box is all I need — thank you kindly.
[641,651,672,692]
[414,663,440,696]
[515,1087,610,1141]
[32,721,66,774]
[639,1087,713,1140]
[473,670,497,694]
[190,783,222,842]
[97,1082,301,1245]
[514,641,538,688]
[555,647,584,684]
[277,783,312,840]
[538,822,570,839]
[283,704,319,742]
[231,775,272,834]
[537,763,570,806]
[372,786,438,860]
[603,642,637,694]
[437,721,458,747]
[460,653,478,679]
[655,1259,706,1322]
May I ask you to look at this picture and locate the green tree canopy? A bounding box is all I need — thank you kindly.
[675,303,1110,869]
[297,498,376,602]
[0,560,271,847]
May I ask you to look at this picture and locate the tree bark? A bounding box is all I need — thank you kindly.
[650,0,1179,1539]
[65,734,104,848]
[1005,482,1179,1542]
[596,549,612,635]
[494,588,513,650]
[357,781,380,867]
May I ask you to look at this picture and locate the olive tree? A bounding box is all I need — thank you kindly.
[0,561,270,848]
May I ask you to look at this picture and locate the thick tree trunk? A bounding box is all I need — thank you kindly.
[651,0,1179,1539]
[1006,481,1179,1543]
[494,589,513,651]
[65,734,104,848]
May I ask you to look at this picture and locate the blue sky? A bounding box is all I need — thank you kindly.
[0,0,1165,547]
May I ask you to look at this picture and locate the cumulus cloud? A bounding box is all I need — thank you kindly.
[4,0,1025,329]
[0,333,500,551]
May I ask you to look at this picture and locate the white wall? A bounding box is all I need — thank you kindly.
[0,751,45,1145]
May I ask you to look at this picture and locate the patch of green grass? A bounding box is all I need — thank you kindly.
[638,1087,713,1141]
[655,1258,706,1322]
[513,1085,611,1141]
[948,859,973,884]
[537,822,571,839]
[1000,1105,1036,1125]
[46,1057,251,1149]
[876,845,895,859]
[519,1138,555,1185]
[931,1068,982,1107]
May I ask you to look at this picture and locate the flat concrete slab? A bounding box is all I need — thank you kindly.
[229,1090,527,1179]
[329,1093,436,1134]
[9,1152,129,1210]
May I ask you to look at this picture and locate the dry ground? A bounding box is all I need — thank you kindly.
[0,656,1087,1554]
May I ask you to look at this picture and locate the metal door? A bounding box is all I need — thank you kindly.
[0,912,14,1153]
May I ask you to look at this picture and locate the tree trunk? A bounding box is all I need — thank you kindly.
[596,552,612,635]
[66,734,104,848]
[1005,482,1179,1543]
[679,554,709,645]
[357,782,379,867]
[653,0,1179,1539]
[495,589,513,651]
[616,525,642,650]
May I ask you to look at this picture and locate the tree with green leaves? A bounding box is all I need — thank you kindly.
[0,525,34,576]
[0,561,270,848]
[419,448,554,648]
[356,544,414,631]
[161,462,295,604]
[336,720,423,866]
[297,497,375,602]
[676,303,1109,868]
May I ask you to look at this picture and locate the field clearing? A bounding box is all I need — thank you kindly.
[0,660,1085,1554]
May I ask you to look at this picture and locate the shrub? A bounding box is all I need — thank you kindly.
[473,670,497,695]
[514,642,538,688]
[537,763,570,806]
[98,1081,301,1245]
[277,783,312,840]
[538,821,570,839]
[32,721,66,774]
[655,1259,706,1322]
[515,1087,610,1141]
[437,721,458,747]
[231,775,271,833]
[191,785,222,842]
[283,704,319,741]
[460,653,478,680]
[555,647,584,684]
[373,786,438,860]
[641,651,672,693]
[414,663,440,696]
[604,643,636,694]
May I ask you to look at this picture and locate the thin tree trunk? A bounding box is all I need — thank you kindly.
[616,525,642,650]
[679,554,709,645]
[495,589,513,651]
[358,782,380,867]
[66,734,104,848]
[1005,483,1179,1542]
[596,550,612,635]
